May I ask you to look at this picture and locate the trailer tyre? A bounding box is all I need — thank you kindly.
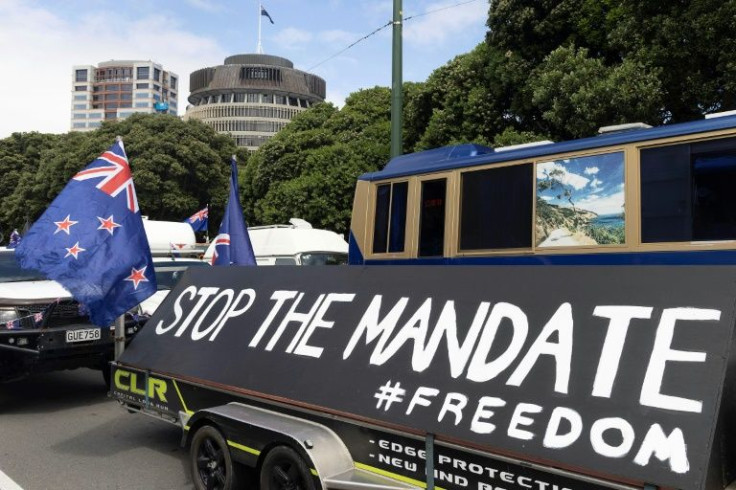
[191,425,238,490]
[260,446,316,490]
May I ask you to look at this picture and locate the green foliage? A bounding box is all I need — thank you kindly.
[243,89,391,233]
[0,114,239,240]
[4,0,736,242]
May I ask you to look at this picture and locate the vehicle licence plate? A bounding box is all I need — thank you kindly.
[66,328,102,343]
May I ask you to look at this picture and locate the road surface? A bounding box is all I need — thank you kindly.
[0,368,193,490]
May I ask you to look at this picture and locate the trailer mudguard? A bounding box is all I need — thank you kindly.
[117,265,736,490]
[185,402,353,483]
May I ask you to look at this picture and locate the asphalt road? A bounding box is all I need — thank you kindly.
[0,368,194,490]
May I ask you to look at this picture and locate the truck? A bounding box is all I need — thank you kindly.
[110,265,736,490]
[111,116,736,489]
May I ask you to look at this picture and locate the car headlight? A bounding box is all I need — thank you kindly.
[0,308,20,324]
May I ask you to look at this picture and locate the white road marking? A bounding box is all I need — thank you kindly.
[0,469,22,490]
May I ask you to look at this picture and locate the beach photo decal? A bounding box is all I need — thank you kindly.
[536,152,625,247]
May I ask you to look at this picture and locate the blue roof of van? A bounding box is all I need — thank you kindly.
[358,115,736,181]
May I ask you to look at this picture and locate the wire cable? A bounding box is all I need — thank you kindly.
[306,0,481,71]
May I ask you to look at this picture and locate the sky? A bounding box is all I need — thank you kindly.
[0,0,488,139]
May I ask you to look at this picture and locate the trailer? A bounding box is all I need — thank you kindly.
[109,264,736,490]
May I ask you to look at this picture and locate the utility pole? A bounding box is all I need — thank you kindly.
[390,0,403,158]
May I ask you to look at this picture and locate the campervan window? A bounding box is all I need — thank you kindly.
[460,163,533,250]
[372,181,408,254]
[641,136,736,242]
[418,179,447,257]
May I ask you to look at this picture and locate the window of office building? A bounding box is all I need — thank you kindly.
[75,69,88,82]
[135,102,149,108]
[153,68,161,82]
[73,122,86,128]
[136,83,149,89]
[74,95,87,101]
[74,104,87,110]
[170,76,177,90]
[137,66,150,80]
[74,85,86,92]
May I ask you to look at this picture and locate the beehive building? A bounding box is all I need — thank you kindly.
[184,54,326,153]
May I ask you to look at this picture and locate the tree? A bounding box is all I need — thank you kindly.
[243,89,392,234]
[0,114,240,239]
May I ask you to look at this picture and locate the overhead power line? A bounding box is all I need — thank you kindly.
[306,0,481,72]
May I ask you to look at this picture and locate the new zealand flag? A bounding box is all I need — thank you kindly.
[184,206,208,232]
[15,138,157,327]
[211,157,256,266]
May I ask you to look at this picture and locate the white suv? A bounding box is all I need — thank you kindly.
[0,248,204,384]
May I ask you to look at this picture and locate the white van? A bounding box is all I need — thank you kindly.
[204,218,348,266]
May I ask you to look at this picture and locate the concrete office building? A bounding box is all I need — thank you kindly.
[184,54,326,153]
[71,60,178,132]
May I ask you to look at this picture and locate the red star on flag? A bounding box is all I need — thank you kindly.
[65,242,86,259]
[54,215,78,235]
[125,266,149,290]
[97,215,121,235]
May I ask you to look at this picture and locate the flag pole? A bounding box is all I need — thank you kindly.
[114,134,127,360]
[257,1,263,54]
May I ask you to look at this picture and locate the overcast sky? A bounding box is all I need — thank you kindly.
[0,0,487,138]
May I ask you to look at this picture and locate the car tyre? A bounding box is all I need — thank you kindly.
[191,425,237,490]
[259,445,316,490]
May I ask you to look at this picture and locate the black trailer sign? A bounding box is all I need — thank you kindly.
[119,266,736,489]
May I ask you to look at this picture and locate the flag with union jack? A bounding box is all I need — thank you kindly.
[212,156,256,266]
[184,206,208,232]
[15,138,157,327]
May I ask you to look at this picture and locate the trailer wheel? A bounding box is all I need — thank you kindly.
[191,425,238,490]
[260,446,316,490]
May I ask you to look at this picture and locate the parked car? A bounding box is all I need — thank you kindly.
[0,223,207,385]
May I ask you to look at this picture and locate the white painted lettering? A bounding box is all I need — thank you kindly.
[466,302,529,382]
[249,290,297,348]
[592,306,653,398]
[155,285,195,335]
[438,392,468,425]
[543,407,582,449]
[590,417,635,458]
[640,307,719,412]
[633,424,690,474]
[470,396,506,434]
[406,386,439,415]
[343,295,409,361]
[507,303,573,394]
[508,403,542,441]
[174,287,219,337]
